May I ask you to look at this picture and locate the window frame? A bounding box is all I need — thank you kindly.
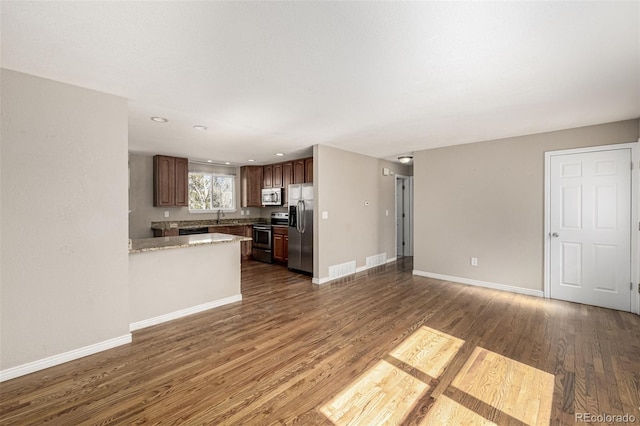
[187,171,237,213]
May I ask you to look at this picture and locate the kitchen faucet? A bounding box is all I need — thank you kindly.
[217,209,225,224]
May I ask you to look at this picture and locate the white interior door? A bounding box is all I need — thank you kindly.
[549,148,631,311]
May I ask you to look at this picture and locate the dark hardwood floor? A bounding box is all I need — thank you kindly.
[1,258,638,424]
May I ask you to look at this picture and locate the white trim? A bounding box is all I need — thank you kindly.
[314,257,400,286]
[129,294,242,332]
[0,334,132,382]
[312,276,331,285]
[413,270,544,298]
[544,142,639,314]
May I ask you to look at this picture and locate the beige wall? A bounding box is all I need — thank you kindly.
[413,119,639,292]
[1,70,130,370]
[315,144,412,281]
[129,242,241,325]
[128,154,270,239]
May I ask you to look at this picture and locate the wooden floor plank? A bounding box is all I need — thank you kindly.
[1,258,639,425]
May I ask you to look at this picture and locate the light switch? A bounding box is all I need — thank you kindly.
[322,211,329,219]
[385,209,389,216]
[164,210,169,218]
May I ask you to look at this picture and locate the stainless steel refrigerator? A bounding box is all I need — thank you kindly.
[288,183,313,275]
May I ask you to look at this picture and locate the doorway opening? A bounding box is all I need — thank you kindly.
[396,175,413,258]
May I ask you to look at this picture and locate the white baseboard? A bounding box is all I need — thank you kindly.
[412,270,544,298]
[314,256,400,286]
[129,294,242,332]
[0,334,132,383]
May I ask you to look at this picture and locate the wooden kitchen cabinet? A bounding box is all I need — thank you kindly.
[282,162,293,204]
[273,163,283,188]
[293,159,305,184]
[304,157,313,183]
[153,155,189,207]
[272,226,288,264]
[263,164,273,188]
[153,228,179,237]
[241,166,263,207]
[209,224,252,259]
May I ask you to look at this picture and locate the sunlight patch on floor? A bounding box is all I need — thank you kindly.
[450,347,554,426]
[389,326,464,378]
[321,327,554,425]
[419,395,497,425]
[320,359,429,426]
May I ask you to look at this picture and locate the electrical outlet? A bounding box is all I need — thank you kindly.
[246,209,250,215]
[164,211,169,218]
[471,257,478,266]
[240,210,244,216]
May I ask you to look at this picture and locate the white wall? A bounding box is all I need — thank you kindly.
[0,69,130,372]
[413,119,639,293]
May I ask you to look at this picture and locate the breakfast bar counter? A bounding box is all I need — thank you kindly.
[128,233,249,331]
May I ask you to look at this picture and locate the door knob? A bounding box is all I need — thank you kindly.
[551,232,559,238]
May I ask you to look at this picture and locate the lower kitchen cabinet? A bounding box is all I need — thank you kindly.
[153,228,179,237]
[209,225,253,260]
[272,226,288,264]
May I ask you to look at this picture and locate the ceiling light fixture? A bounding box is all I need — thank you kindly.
[275,152,285,157]
[248,159,255,162]
[224,162,231,165]
[398,155,413,164]
[207,160,213,163]
[193,125,208,131]
[150,117,168,123]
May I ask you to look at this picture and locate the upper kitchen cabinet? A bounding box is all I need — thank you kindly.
[263,164,273,188]
[282,161,293,202]
[153,155,188,207]
[304,157,313,183]
[272,163,283,188]
[241,166,263,207]
[293,159,305,184]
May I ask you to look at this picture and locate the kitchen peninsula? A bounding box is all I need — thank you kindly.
[128,233,251,331]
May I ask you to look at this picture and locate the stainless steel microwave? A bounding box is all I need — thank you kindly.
[261,188,283,206]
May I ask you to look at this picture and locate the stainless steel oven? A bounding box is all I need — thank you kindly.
[252,224,272,263]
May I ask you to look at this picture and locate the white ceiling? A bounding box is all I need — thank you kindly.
[2,1,638,165]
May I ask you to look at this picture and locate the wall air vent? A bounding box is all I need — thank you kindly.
[328,261,356,280]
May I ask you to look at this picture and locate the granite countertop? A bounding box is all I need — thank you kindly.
[151,219,268,230]
[130,233,252,253]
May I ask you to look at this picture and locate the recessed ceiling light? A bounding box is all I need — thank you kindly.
[398,155,413,164]
[150,117,168,123]
[193,125,208,131]
[207,160,213,163]
[248,159,255,162]
[275,153,285,156]
[224,162,231,165]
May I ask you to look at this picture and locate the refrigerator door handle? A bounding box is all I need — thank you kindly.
[298,200,305,233]
[300,200,306,234]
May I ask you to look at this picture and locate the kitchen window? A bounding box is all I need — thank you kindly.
[188,172,235,212]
